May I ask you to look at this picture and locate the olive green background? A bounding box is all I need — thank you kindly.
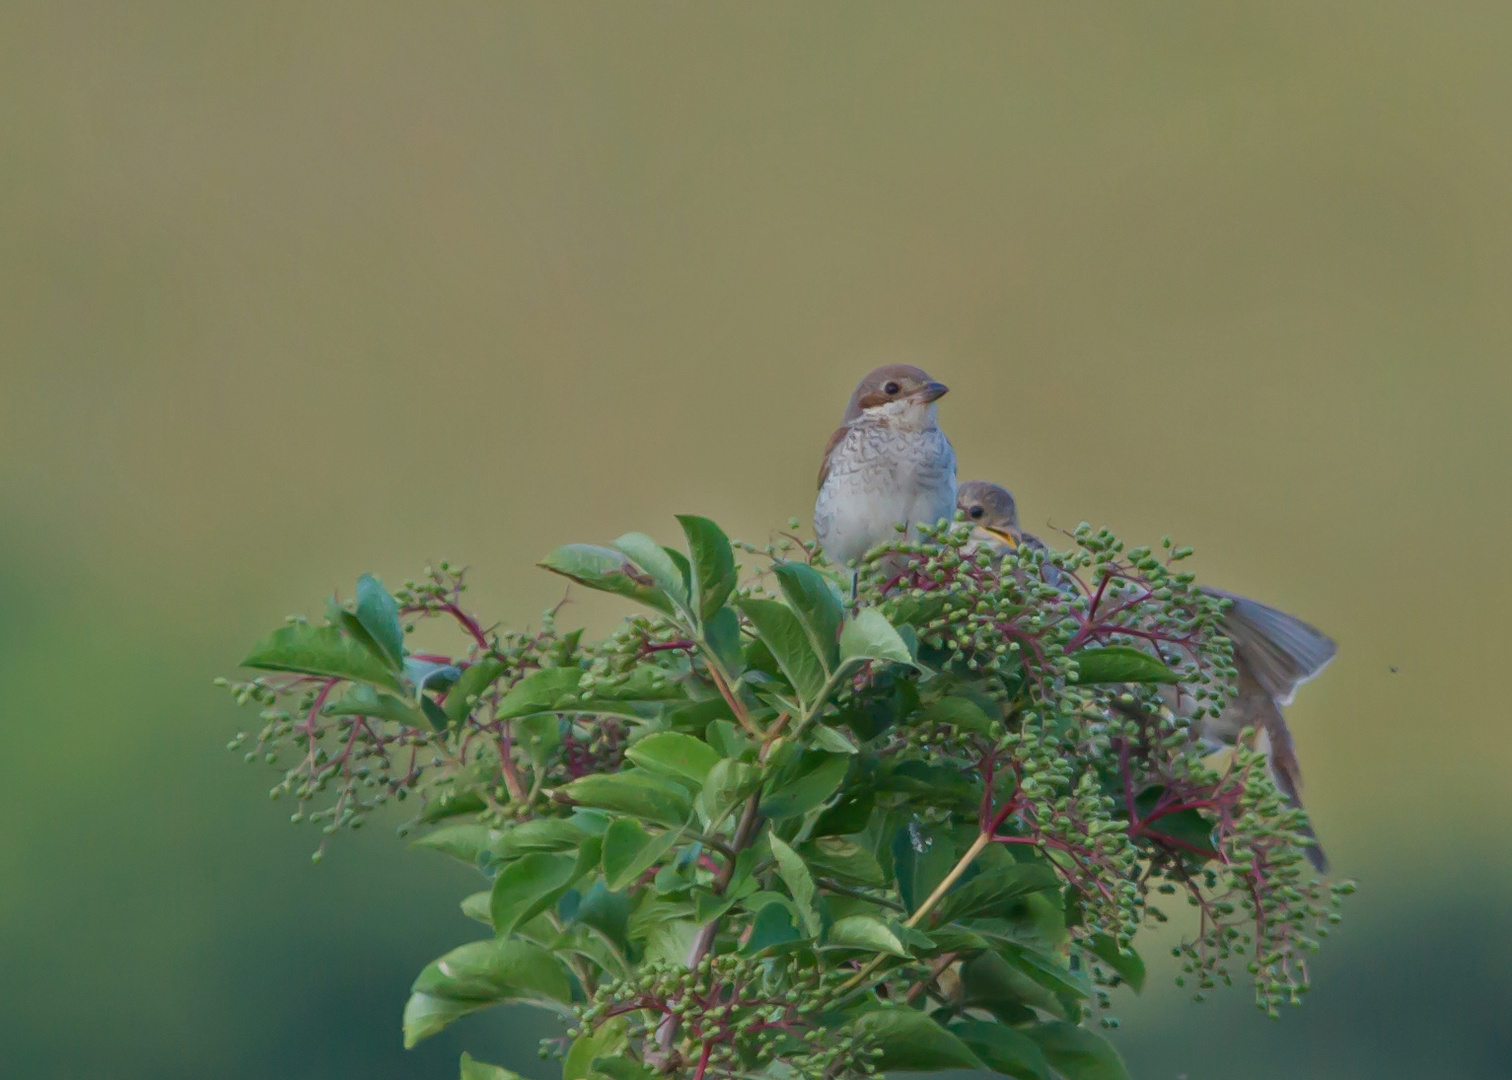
[2,4,1509,1078]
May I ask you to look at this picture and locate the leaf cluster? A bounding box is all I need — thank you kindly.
[223,515,1350,1080]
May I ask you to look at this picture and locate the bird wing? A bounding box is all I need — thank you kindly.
[817,424,850,489]
[1203,586,1337,706]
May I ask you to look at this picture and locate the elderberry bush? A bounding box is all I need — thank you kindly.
[222,514,1351,1080]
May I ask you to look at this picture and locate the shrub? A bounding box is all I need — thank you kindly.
[223,515,1350,1080]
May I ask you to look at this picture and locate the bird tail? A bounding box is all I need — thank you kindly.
[1258,716,1328,873]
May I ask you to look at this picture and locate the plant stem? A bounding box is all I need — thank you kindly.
[835,830,992,995]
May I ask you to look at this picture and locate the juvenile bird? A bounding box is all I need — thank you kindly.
[814,364,957,573]
[955,480,1337,870]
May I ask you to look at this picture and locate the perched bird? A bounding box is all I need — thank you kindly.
[814,364,958,573]
[955,480,1337,870]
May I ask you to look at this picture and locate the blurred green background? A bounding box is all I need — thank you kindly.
[2,3,1509,1078]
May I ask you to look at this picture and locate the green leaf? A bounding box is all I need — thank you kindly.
[1069,645,1178,685]
[420,695,451,731]
[769,834,820,935]
[496,667,583,719]
[774,561,845,672]
[563,770,694,827]
[702,605,745,679]
[1000,942,1092,1002]
[539,544,675,615]
[573,879,631,952]
[460,891,491,925]
[696,759,761,830]
[403,938,571,1046]
[326,683,426,727]
[736,598,827,705]
[563,1018,628,1080]
[242,621,403,692]
[624,732,721,789]
[489,852,580,936]
[961,949,1061,1022]
[494,818,592,859]
[458,1053,518,1080]
[611,533,690,608]
[892,822,957,916]
[801,836,884,885]
[826,915,909,957]
[1134,787,1219,857]
[813,786,875,837]
[935,861,1061,924]
[761,751,849,820]
[1085,934,1146,992]
[444,657,505,724]
[354,573,405,668]
[677,515,738,623]
[460,1052,525,1080]
[951,1020,1054,1080]
[921,695,996,735]
[742,901,802,954]
[590,1056,658,1080]
[853,1009,984,1072]
[515,713,561,768]
[419,789,487,824]
[413,824,500,864]
[809,723,859,754]
[1024,1022,1131,1080]
[839,608,914,666]
[601,819,685,891]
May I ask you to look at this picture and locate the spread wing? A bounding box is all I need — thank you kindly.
[1203,586,1337,706]
[817,424,850,489]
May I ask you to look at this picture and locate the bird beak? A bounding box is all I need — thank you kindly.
[916,380,949,403]
[983,526,1019,549]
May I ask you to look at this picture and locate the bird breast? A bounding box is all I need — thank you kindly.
[814,421,957,566]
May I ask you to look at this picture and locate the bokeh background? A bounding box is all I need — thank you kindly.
[3,4,1509,1078]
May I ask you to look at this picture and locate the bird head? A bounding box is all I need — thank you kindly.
[956,480,1021,552]
[842,364,949,427]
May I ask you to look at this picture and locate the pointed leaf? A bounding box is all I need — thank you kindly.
[444,657,505,723]
[326,683,426,727]
[736,598,827,704]
[460,1052,525,1080]
[677,515,738,623]
[696,759,761,830]
[403,938,571,1047]
[1069,645,1178,685]
[539,544,675,615]
[839,608,914,666]
[774,561,845,672]
[952,1020,1054,1080]
[591,1057,658,1080]
[854,1009,984,1072]
[769,834,820,936]
[564,1018,628,1080]
[742,901,802,954]
[801,836,884,885]
[354,574,405,668]
[624,732,721,788]
[935,861,1062,924]
[611,533,690,607]
[242,621,403,692]
[563,770,694,827]
[489,852,579,936]
[413,824,500,864]
[497,667,583,719]
[762,751,850,820]
[826,915,909,957]
[1024,1022,1131,1080]
[1085,934,1146,992]
[602,819,685,891]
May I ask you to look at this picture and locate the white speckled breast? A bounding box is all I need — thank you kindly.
[814,417,957,567]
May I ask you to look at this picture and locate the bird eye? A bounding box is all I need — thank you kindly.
[968,505,984,519]
[883,381,901,395]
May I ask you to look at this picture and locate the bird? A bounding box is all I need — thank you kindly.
[814,364,958,576]
[955,480,1337,870]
